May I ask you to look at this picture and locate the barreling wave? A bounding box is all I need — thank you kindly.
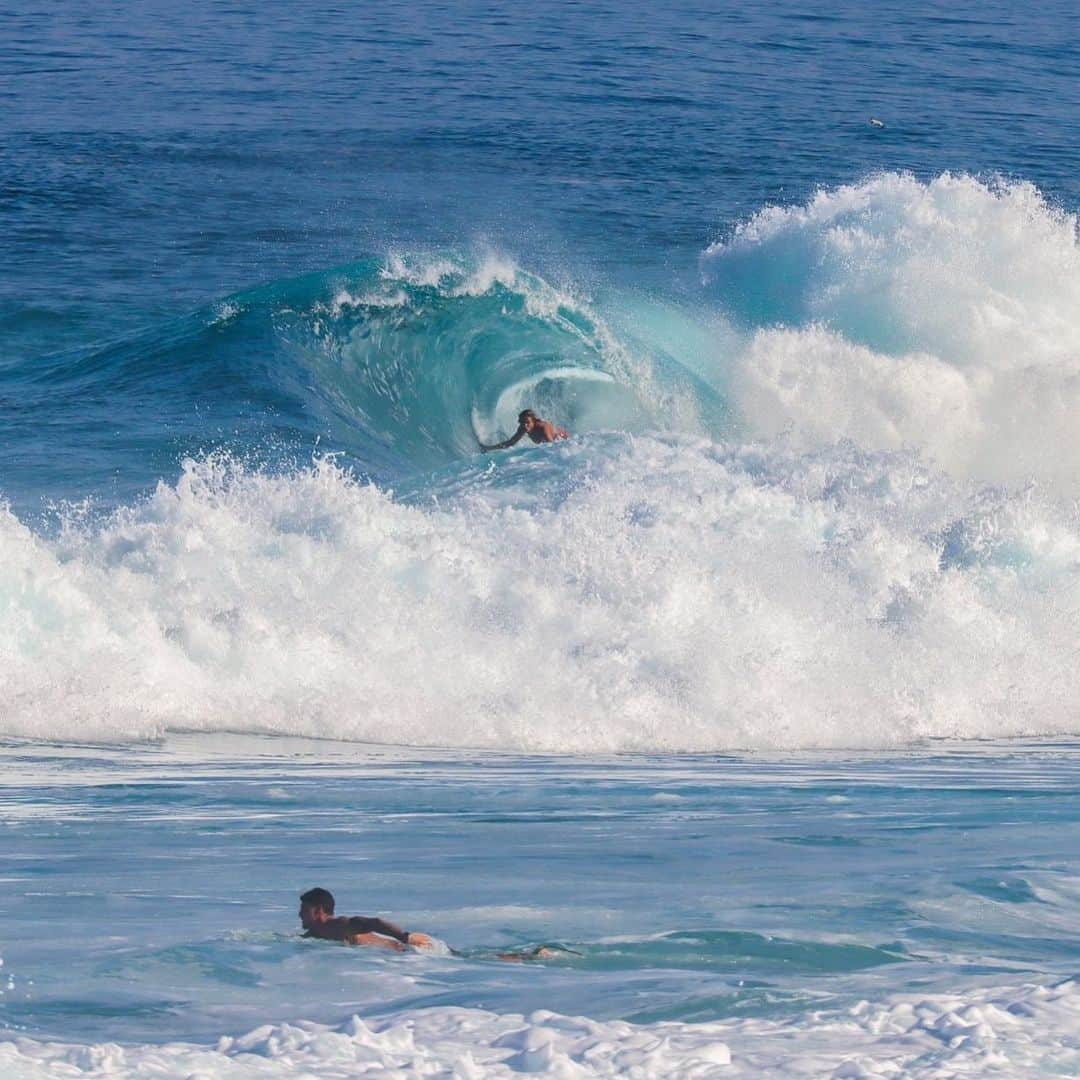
[0,250,719,511]
[3,172,1080,749]
[284,251,726,470]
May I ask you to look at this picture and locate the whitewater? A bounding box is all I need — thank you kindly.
[5,0,1080,1073]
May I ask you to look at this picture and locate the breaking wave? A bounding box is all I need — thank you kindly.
[3,173,1080,749]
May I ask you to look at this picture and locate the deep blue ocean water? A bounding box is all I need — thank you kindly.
[4,2,1080,1074]
[4,1,1079,508]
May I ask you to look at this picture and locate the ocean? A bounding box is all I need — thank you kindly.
[3,1,1080,1074]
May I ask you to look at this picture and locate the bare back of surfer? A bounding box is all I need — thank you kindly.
[479,409,569,452]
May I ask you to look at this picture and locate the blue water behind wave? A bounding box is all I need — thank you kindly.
[3,0,1079,361]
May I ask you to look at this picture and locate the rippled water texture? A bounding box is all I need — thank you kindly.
[4,738,1080,1076]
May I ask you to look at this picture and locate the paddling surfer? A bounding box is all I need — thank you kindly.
[298,887,561,961]
[299,887,432,951]
[479,409,569,452]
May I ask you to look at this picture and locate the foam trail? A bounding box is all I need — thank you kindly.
[703,173,1080,488]
[3,436,1079,750]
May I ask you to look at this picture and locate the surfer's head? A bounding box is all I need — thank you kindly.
[518,409,538,431]
[299,886,335,928]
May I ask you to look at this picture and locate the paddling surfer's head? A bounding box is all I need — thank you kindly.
[518,409,538,433]
[299,887,335,929]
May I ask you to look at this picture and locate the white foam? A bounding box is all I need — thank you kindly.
[208,300,243,326]
[704,172,1080,488]
[3,434,1079,750]
[377,250,539,307]
[321,286,409,314]
[6,978,1080,1077]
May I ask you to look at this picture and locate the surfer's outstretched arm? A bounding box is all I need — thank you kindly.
[348,930,407,951]
[479,425,526,452]
[347,915,410,943]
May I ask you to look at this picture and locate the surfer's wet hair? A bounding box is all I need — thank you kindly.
[518,409,537,423]
[300,887,335,913]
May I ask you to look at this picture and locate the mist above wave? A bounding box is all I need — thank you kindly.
[704,172,1080,489]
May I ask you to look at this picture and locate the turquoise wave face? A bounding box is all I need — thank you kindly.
[0,252,729,515]
[270,255,664,470]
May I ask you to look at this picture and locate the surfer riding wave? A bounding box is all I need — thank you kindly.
[479,409,569,452]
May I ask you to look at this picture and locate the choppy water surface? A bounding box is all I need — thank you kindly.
[3,737,1080,1075]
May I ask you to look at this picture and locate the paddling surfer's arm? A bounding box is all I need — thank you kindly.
[344,916,435,950]
[347,915,411,943]
[479,424,526,452]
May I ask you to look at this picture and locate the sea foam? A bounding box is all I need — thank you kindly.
[3,433,1078,750]
[4,977,1080,1077]
[704,172,1080,489]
